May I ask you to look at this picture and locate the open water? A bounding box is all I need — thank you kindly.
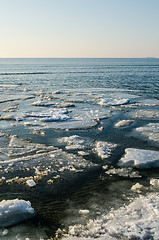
[0,58,159,240]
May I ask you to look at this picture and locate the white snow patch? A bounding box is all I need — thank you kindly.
[0,199,34,228]
[118,148,159,168]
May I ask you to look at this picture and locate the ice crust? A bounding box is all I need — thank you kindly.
[0,199,34,228]
[59,192,159,240]
[118,148,159,168]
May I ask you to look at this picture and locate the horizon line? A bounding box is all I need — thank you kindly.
[0,57,158,59]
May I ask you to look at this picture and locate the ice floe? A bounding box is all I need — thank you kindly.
[99,98,130,106]
[118,148,159,168]
[94,141,118,160]
[132,110,159,119]
[59,192,159,240]
[134,123,159,144]
[0,199,34,228]
[58,135,92,151]
[115,119,134,128]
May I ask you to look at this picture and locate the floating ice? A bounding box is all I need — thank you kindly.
[115,119,134,128]
[118,148,159,168]
[135,123,159,143]
[0,199,34,228]
[95,141,118,160]
[79,209,89,214]
[30,100,55,107]
[150,178,159,187]
[99,98,130,106]
[106,167,141,178]
[59,135,92,151]
[131,183,145,192]
[132,110,159,119]
[59,192,159,240]
[26,179,36,187]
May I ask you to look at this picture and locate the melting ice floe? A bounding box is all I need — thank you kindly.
[58,192,159,240]
[58,135,92,151]
[115,119,134,128]
[134,123,159,144]
[118,148,159,168]
[0,199,34,228]
[22,108,111,130]
[131,110,159,119]
[99,98,130,106]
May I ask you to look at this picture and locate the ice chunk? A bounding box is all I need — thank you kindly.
[131,183,145,192]
[59,135,93,151]
[0,199,34,228]
[79,209,89,214]
[99,98,130,106]
[95,141,118,159]
[115,119,134,128]
[26,179,36,187]
[150,178,159,187]
[118,148,159,168]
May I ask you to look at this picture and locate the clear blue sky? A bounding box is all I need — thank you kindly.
[0,0,159,58]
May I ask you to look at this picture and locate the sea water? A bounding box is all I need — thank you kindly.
[0,58,159,239]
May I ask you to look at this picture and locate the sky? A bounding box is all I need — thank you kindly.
[0,0,159,58]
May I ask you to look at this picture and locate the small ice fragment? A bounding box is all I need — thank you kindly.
[131,183,144,192]
[78,151,89,156]
[26,179,36,187]
[95,141,117,159]
[79,209,89,214]
[150,178,159,187]
[115,120,134,128]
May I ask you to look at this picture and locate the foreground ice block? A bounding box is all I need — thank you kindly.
[0,199,35,228]
[118,148,159,168]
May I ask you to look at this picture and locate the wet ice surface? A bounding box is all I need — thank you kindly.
[0,86,159,239]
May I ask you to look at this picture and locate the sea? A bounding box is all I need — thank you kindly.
[0,58,159,240]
